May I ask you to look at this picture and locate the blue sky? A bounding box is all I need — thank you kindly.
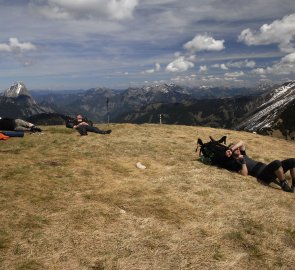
[0,0,295,91]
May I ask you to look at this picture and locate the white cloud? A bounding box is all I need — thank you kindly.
[0,38,36,53]
[244,60,256,68]
[220,64,228,70]
[142,68,155,74]
[30,0,139,20]
[253,52,295,75]
[212,60,256,70]
[155,62,161,71]
[199,65,207,72]
[142,62,161,74]
[224,71,245,77]
[211,63,228,70]
[282,52,295,62]
[187,55,197,61]
[238,13,295,52]
[227,60,256,68]
[259,74,268,79]
[252,68,266,75]
[166,56,194,72]
[183,34,225,52]
[170,74,198,84]
[224,77,244,82]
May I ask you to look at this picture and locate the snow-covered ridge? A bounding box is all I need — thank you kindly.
[259,81,295,108]
[142,83,176,94]
[237,81,295,131]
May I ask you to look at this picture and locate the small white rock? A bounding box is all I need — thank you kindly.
[119,209,126,214]
[136,162,146,169]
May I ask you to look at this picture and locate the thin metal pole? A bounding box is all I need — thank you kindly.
[106,98,110,127]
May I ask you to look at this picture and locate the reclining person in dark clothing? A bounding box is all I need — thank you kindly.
[73,114,112,136]
[223,140,295,193]
[0,117,42,132]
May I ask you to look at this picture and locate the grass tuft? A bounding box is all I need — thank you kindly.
[16,260,46,270]
[0,230,10,249]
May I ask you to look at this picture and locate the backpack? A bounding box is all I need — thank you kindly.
[65,119,75,129]
[196,136,229,165]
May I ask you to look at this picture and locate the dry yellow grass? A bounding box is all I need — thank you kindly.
[0,124,295,270]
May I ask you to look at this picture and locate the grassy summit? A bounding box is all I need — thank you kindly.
[0,124,295,270]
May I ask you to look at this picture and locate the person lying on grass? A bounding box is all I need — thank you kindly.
[73,114,112,136]
[223,140,295,193]
[0,117,42,133]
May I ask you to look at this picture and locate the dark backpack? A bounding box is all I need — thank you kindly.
[65,119,75,129]
[196,136,229,165]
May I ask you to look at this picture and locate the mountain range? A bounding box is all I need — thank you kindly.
[115,82,295,138]
[0,81,294,139]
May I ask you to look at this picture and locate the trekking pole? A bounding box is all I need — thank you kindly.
[106,98,110,127]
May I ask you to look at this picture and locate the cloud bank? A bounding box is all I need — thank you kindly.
[30,0,139,20]
[238,13,295,53]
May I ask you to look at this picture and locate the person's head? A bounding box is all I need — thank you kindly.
[76,114,83,122]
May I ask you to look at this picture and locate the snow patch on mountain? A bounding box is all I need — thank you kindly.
[3,82,31,98]
[237,81,295,131]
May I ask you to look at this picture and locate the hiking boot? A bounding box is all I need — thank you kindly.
[30,126,42,132]
[280,180,293,193]
[101,130,112,134]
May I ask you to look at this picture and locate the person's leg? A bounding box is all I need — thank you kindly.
[86,126,103,133]
[281,158,295,190]
[86,126,111,134]
[14,119,42,132]
[14,119,33,131]
[258,160,293,192]
[77,125,88,136]
[292,167,295,188]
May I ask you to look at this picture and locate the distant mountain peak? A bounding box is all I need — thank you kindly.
[0,81,55,118]
[3,82,31,98]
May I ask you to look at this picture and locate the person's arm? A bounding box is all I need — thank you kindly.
[225,141,245,157]
[238,155,248,176]
[224,140,248,176]
[73,120,79,129]
[77,117,89,126]
[229,141,245,152]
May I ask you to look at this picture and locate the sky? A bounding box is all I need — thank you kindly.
[0,0,295,91]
